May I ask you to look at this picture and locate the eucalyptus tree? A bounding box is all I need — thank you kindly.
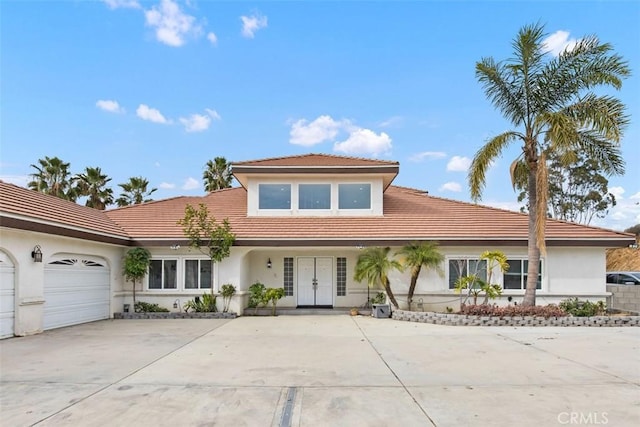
[115,176,157,207]
[395,241,444,310]
[354,247,403,309]
[74,166,114,210]
[28,156,77,201]
[203,157,232,192]
[469,23,629,306]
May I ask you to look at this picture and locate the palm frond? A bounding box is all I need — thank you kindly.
[469,131,521,201]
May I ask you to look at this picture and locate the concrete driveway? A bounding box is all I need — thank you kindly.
[1,316,638,427]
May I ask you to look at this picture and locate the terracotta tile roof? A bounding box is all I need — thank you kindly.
[103,185,634,245]
[231,153,399,167]
[0,182,129,240]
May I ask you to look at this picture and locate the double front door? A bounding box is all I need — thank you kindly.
[297,257,333,307]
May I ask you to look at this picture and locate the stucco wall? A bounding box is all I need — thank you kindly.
[1,227,125,336]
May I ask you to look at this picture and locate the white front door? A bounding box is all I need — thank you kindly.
[297,257,333,307]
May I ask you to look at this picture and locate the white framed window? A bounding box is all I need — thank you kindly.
[299,184,331,210]
[447,258,487,289]
[338,183,371,209]
[149,259,177,290]
[259,184,291,209]
[504,259,542,290]
[184,259,212,290]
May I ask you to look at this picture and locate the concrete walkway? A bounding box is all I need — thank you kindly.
[0,316,638,426]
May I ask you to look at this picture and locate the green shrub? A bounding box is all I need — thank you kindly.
[264,287,285,316]
[248,282,266,313]
[184,294,217,313]
[134,301,170,313]
[559,298,606,317]
[370,292,386,305]
[220,283,236,313]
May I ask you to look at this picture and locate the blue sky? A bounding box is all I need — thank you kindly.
[1,0,639,231]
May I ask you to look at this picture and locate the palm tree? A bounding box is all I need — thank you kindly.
[74,167,114,210]
[28,156,77,201]
[354,247,402,309]
[469,23,629,306]
[115,176,157,207]
[395,241,444,311]
[203,157,232,192]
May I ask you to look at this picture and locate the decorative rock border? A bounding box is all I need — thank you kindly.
[392,310,639,327]
[114,312,237,319]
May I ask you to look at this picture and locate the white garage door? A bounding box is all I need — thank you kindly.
[44,256,110,330]
[0,251,15,339]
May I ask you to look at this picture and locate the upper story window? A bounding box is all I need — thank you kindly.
[259,184,291,209]
[338,183,371,209]
[299,184,331,210]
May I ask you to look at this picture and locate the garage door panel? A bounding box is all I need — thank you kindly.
[1,255,15,339]
[44,258,110,331]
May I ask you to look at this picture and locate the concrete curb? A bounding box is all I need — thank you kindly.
[114,312,237,319]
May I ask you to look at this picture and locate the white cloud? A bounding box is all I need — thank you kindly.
[159,182,176,189]
[447,156,471,172]
[96,99,125,114]
[629,191,640,200]
[334,129,392,157]
[136,104,169,124]
[207,32,218,45]
[379,116,404,128]
[439,182,462,193]
[0,174,29,187]
[182,177,199,190]
[240,13,268,38]
[103,0,141,9]
[205,108,221,121]
[145,0,201,47]
[409,151,447,162]
[290,115,345,146]
[609,186,625,200]
[542,30,579,57]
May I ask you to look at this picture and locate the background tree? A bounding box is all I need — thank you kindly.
[469,23,629,306]
[516,151,617,225]
[178,203,236,296]
[115,176,157,207]
[395,241,444,311]
[122,248,152,308]
[28,156,78,201]
[624,224,640,237]
[203,157,232,192]
[353,247,402,309]
[74,166,114,210]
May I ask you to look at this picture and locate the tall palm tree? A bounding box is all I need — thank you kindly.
[203,157,232,192]
[28,156,77,201]
[395,241,444,311]
[469,23,629,306]
[74,167,114,210]
[115,176,157,207]
[354,247,403,309]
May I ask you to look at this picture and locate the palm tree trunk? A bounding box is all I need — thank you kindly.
[406,267,421,311]
[383,279,399,309]
[523,166,541,306]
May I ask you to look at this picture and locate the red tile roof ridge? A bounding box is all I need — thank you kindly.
[231,152,399,166]
[390,185,429,194]
[105,195,198,212]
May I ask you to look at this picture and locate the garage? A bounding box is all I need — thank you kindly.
[44,256,110,330]
[0,251,15,339]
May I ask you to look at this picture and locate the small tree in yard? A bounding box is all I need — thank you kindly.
[220,284,236,313]
[395,241,444,311]
[178,203,235,297]
[354,247,403,309]
[264,288,285,316]
[122,248,152,308]
[454,250,509,305]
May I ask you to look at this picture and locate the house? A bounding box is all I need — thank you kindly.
[0,153,635,338]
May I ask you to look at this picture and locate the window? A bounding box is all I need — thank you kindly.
[184,259,212,289]
[338,184,371,209]
[504,259,542,290]
[283,257,294,296]
[299,184,331,209]
[259,184,291,209]
[336,257,347,296]
[149,259,177,289]
[448,259,487,289]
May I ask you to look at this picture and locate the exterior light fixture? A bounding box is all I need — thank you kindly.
[31,245,43,263]
[170,244,180,250]
[267,258,272,269]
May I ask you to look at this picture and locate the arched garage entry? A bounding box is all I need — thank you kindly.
[44,255,110,330]
[0,250,15,339]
